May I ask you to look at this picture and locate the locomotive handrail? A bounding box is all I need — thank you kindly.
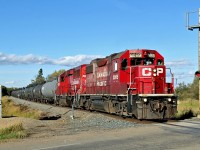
[166,68,175,92]
[166,68,173,75]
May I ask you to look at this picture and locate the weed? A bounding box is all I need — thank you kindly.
[174,99,199,120]
[2,96,46,119]
[174,109,196,120]
[0,123,27,140]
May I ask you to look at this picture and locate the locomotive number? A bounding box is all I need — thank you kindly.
[142,68,163,76]
[97,81,107,86]
[113,74,118,80]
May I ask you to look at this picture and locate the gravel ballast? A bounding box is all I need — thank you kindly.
[3,97,140,138]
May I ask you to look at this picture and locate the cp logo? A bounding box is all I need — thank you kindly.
[142,68,163,76]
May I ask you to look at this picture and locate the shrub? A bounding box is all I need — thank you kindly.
[174,109,196,120]
[0,123,27,140]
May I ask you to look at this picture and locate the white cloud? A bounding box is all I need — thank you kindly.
[53,55,102,66]
[0,52,102,66]
[172,71,196,86]
[4,81,16,85]
[188,70,195,75]
[165,59,193,67]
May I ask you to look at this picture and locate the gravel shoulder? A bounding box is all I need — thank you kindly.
[0,97,140,140]
[1,97,200,150]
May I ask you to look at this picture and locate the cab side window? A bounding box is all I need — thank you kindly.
[157,59,163,65]
[121,58,127,70]
[114,61,118,72]
[61,76,64,82]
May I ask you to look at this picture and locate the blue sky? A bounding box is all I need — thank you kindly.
[0,0,199,88]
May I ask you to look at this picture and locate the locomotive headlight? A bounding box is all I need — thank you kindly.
[153,73,156,76]
[168,98,172,102]
[143,98,148,102]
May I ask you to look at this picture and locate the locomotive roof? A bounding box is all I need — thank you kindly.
[89,49,159,65]
[109,51,125,60]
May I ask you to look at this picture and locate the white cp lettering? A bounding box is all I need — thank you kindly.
[142,68,163,76]
[156,68,163,76]
[142,68,151,76]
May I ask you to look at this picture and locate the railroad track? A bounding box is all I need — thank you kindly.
[12,97,177,124]
[95,111,177,124]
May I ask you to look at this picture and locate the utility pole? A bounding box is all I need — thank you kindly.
[186,8,200,117]
[0,85,2,119]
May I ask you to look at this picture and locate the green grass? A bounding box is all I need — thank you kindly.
[0,123,27,140]
[174,99,199,120]
[2,96,46,119]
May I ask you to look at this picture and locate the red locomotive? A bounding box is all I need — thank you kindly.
[55,49,177,119]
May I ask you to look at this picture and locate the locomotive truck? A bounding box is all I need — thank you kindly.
[12,49,177,120]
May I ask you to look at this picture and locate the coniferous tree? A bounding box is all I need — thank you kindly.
[27,68,46,87]
[35,68,46,85]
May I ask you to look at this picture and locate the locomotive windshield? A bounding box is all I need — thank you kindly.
[157,59,163,65]
[143,58,154,65]
[130,58,142,66]
[130,58,154,66]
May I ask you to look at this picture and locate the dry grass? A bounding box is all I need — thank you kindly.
[2,96,46,119]
[174,99,199,120]
[0,122,27,140]
[0,96,48,141]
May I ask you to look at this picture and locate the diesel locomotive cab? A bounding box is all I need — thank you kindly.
[124,50,177,119]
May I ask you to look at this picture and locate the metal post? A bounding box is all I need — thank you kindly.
[198,8,200,115]
[186,8,200,116]
[0,85,2,119]
[71,85,76,119]
[71,101,74,119]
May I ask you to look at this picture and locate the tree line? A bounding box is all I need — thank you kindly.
[175,77,199,100]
